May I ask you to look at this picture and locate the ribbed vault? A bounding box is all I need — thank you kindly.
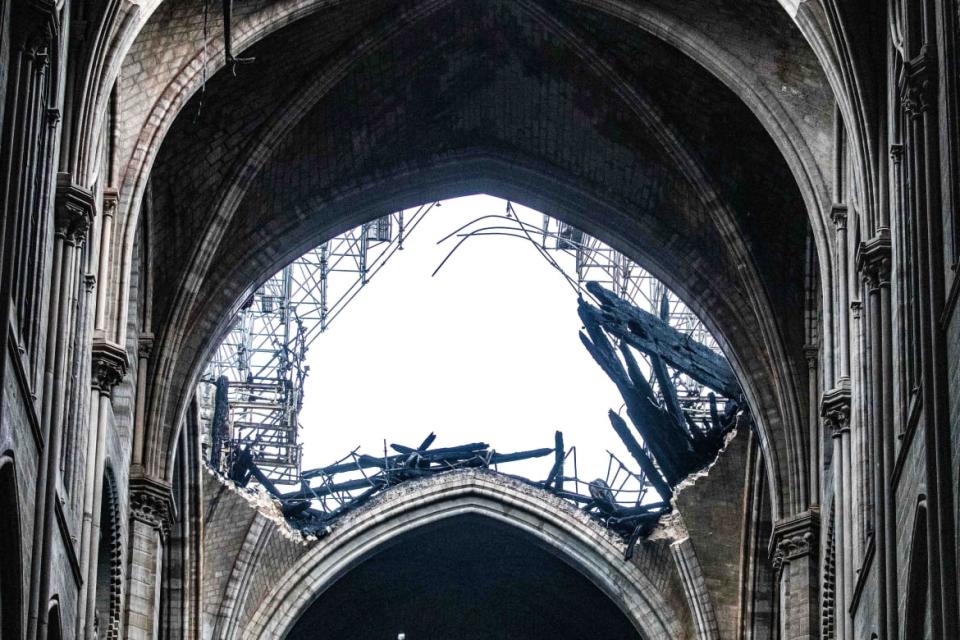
[132,0,833,523]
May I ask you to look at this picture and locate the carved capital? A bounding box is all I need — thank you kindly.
[821,383,851,437]
[770,509,820,573]
[901,49,937,117]
[129,475,174,539]
[829,203,848,231]
[889,143,904,163]
[802,344,818,370]
[857,234,892,290]
[850,299,863,320]
[55,174,95,245]
[102,188,119,219]
[137,333,155,360]
[15,2,57,54]
[91,341,128,393]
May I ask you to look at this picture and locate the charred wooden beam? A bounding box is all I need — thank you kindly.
[579,303,691,486]
[210,375,230,468]
[489,448,554,464]
[584,281,739,398]
[545,431,565,491]
[579,284,743,494]
[606,411,672,501]
[389,442,489,458]
[282,476,383,500]
[222,0,255,68]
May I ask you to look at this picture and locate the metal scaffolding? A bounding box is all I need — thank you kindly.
[433,202,725,422]
[201,199,728,494]
[535,212,723,424]
[203,203,437,485]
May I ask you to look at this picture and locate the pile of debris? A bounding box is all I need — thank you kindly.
[216,281,745,558]
[225,432,669,550]
[578,281,742,502]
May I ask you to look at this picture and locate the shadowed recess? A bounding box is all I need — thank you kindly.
[285,514,642,639]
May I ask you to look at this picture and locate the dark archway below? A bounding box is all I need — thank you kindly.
[285,514,641,640]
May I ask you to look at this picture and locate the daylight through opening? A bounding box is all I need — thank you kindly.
[199,195,745,546]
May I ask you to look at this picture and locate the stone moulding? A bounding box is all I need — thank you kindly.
[243,469,684,639]
[770,508,820,572]
[129,474,175,538]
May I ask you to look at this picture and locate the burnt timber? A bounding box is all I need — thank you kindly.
[216,282,743,557]
[578,283,743,494]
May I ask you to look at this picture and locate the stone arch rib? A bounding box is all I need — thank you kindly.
[141,0,805,524]
[243,471,685,639]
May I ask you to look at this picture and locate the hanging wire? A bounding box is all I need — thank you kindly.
[195,0,209,121]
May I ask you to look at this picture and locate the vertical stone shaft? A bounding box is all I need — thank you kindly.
[75,384,101,635]
[772,511,820,640]
[80,343,126,638]
[125,477,173,640]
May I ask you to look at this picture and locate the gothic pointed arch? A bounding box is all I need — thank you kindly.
[46,600,62,640]
[244,472,691,639]
[904,498,931,639]
[0,454,22,640]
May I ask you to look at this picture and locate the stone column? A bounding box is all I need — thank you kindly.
[131,335,154,474]
[821,386,850,640]
[903,48,958,638]
[858,234,896,639]
[803,345,820,506]
[771,510,820,640]
[76,341,127,638]
[94,189,117,332]
[830,204,850,381]
[125,476,173,640]
[30,176,94,640]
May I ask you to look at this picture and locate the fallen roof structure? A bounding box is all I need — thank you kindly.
[578,282,743,499]
[211,280,746,560]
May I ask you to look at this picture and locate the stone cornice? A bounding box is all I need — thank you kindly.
[770,508,820,572]
[857,233,892,289]
[54,173,94,244]
[129,475,175,539]
[821,382,851,437]
[91,340,128,393]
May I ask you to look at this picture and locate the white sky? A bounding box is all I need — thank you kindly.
[297,195,635,485]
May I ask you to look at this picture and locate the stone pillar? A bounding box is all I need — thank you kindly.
[830,204,850,381]
[858,234,896,639]
[131,335,153,473]
[905,45,960,638]
[125,476,173,640]
[821,385,850,640]
[803,345,820,506]
[30,176,94,640]
[94,189,117,332]
[771,510,820,640]
[76,341,127,638]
